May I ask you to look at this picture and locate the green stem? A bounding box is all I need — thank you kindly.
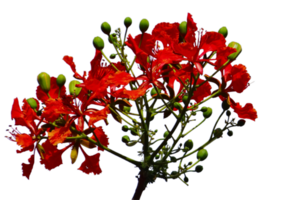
[82,133,141,166]
[101,50,119,71]
[154,86,179,119]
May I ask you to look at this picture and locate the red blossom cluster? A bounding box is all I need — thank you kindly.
[6,13,257,180]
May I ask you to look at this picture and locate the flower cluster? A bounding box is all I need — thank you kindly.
[6,12,257,182]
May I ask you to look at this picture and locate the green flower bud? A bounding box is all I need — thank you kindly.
[37,72,51,93]
[170,156,177,162]
[171,171,179,176]
[56,74,66,88]
[214,128,223,138]
[110,54,116,59]
[122,125,129,132]
[139,19,149,33]
[203,107,212,118]
[69,80,82,96]
[201,106,208,112]
[228,41,242,60]
[222,99,230,110]
[179,21,187,35]
[227,130,233,137]
[27,98,37,109]
[183,147,190,152]
[93,36,104,50]
[226,110,231,116]
[155,154,160,159]
[184,176,189,183]
[182,95,188,104]
[122,135,130,143]
[197,149,208,161]
[184,139,193,150]
[195,165,203,173]
[150,88,161,96]
[174,102,182,111]
[130,128,138,136]
[163,131,169,138]
[187,160,193,167]
[237,119,246,126]
[101,22,111,35]
[124,17,132,28]
[218,26,228,38]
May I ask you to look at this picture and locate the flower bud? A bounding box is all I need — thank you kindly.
[228,41,242,60]
[110,54,116,59]
[70,143,79,164]
[69,80,82,96]
[179,21,187,35]
[101,22,111,35]
[155,154,160,159]
[184,139,193,151]
[37,143,45,159]
[171,171,178,177]
[124,17,132,28]
[227,130,233,137]
[174,102,182,111]
[37,72,51,93]
[197,149,208,161]
[150,88,161,96]
[163,131,169,138]
[27,98,38,109]
[130,128,138,136]
[188,161,192,166]
[237,119,246,126]
[203,107,212,118]
[195,165,203,173]
[56,74,66,88]
[93,36,104,50]
[139,19,149,33]
[226,110,231,116]
[184,176,189,183]
[222,99,230,110]
[170,156,177,162]
[218,26,228,38]
[122,125,129,132]
[122,135,130,143]
[214,128,223,138]
[182,95,188,104]
[201,106,207,112]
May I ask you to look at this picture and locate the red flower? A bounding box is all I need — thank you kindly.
[208,64,257,121]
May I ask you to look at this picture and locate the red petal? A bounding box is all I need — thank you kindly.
[63,56,82,79]
[152,22,180,48]
[41,98,72,122]
[40,140,71,170]
[22,154,35,179]
[200,31,226,54]
[11,98,24,120]
[48,125,72,146]
[15,133,34,149]
[184,13,198,45]
[231,100,257,121]
[111,84,151,100]
[134,33,156,56]
[226,64,251,93]
[85,106,110,126]
[78,147,102,175]
[109,71,135,86]
[90,127,109,151]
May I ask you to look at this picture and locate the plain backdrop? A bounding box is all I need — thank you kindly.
[1,6,258,199]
